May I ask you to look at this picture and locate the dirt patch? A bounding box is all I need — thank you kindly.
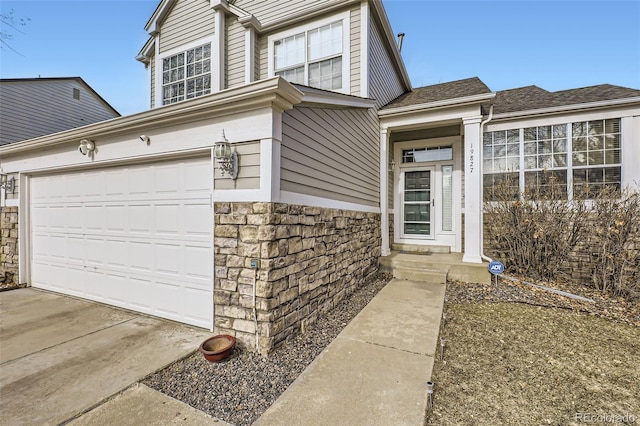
[427,280,640,425]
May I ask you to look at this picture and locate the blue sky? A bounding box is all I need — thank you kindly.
[1,0,638,116]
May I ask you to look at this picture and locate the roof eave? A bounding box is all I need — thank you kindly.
[369,0,412,91]
[379,92,496,117]
[490,96,640,121]
[295,85,377,109]
[0,77,303,155]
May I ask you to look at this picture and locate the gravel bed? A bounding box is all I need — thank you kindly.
[143,273,391,426]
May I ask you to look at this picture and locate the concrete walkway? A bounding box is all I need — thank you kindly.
[254,278,445,426]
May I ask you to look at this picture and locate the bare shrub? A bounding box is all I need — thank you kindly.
[485,175,640,301]
[484,173,587,282]
[585,186,640,300]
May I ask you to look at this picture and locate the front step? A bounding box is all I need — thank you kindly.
[379,251,492,285]
[391,243,450,254]
[393,268,447,283]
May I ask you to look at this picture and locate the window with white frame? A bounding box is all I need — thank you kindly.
[269,13,349,92]
[162,43,211,105]
[482,118,622,200]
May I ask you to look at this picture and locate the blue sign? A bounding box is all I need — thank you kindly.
[488,260,504,275]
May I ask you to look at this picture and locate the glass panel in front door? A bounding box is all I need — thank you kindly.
[404,170,432,235]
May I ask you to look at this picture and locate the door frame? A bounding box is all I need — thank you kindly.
[393,136,463,251]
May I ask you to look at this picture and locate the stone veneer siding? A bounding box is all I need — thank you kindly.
[213,202,381,355]
[1,207,19,285]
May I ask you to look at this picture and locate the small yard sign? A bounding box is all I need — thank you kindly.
[488,260,504,275]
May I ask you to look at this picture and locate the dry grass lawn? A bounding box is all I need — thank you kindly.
[426,302,640,425]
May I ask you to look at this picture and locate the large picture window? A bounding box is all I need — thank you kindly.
[162,43,211,105]
[269,14,348,92]
[483,118,622,200]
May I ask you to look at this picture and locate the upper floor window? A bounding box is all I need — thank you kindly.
[268,12,350,93]
[162,43,211,105]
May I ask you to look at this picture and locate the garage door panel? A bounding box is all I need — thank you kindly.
[156,204,180,236]
[185,245,214,279]
[30,157,214,328]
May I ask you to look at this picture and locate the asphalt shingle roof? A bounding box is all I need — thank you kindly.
[488,84,640,114]
[382,77,640,115]
[382,77,491,109]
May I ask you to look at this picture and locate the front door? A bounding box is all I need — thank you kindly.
[400,168,434,239]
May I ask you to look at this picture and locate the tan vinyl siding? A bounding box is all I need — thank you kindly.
[214,141,260,189]
[159,0,214,54]
[349,5,360,96]
[0,80,118,146]
[226,17,245,89]
[235,0,336,25]
[150,58,156,108]
[258,35,268,80]
[281,107,379,206]
[368,17,405,108]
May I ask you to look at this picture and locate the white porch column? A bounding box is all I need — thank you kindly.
[462,116,483,263]
[380,127,390,256]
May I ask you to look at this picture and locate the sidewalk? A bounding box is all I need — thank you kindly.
[254,278,446,426]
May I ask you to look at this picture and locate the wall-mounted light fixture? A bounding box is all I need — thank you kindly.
[0,174,15,194]
[213,130,238,179]
[139,135,150,144]
[389,159,396,172]
[78,139,96,156]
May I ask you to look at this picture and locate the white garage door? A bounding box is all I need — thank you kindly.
[30,157,214,329]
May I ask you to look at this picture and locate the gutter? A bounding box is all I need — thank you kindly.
[489,96,640,122]
[379,93,496,118]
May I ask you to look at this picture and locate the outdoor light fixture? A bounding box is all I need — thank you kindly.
[213,130,238,179]
[78,139,96,156]
[0,174,15,194]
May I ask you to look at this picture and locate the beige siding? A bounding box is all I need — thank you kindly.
[150,58,156,108]
[159,0,215,54]
[368,17,405,108]
[226,17,245,89]
[258,35,268,80]
[0,80,118,146]
[214,141,260,189]
[281,107,380,206]
[349,5,361,96]
[235,0,336,24]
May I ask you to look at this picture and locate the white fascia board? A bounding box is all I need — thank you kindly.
[379,93,496,118]
[296,86,377,109]
[0,77,304,156]
[136,37,155,64]
[489,97,640,121]
[145,0,177,35]
[368,0,412,91]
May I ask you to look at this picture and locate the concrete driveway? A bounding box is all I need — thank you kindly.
[0,288,211,426]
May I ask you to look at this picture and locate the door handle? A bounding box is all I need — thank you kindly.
[431,199,435,207]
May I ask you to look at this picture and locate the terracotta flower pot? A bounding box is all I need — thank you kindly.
[199,335,236,362]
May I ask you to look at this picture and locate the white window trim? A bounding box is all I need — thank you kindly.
[155,36,216,106]
[267,11,351,94]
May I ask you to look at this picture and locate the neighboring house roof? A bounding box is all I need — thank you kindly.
[488,84,640,115]
[0,77,120,146]
[382,77,492,109]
